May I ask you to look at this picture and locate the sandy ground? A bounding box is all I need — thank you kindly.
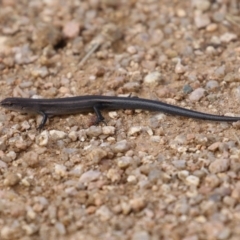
[1,0,240,239]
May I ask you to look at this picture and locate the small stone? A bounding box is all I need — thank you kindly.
[194,13,211,29]
[206,46,217,55]
[127,45,137,54]
[55,164,67,177]
[178,170,189,181]
[189,88,205,102]
[4,173,21,186]
[117,156,133,169]
[111,140,130,153]
[185,175,200,186]
[224,72,240,82]
[206,23,217,32]
[79,170,101,183]
[102,126,115,135]
[6,151,17,161]
[107,168,121,182]
[209,158,230,174]
[132,231,150,240]
[63,21,81,38]
[96,205,112,221]
[21,120,31,130]
[86,147,108,163]
[175,59,187,74]
[37,130,49,146]
[128,126,142,136]
[22,224,38,235]
[86,126,102,137]
[176,9,186,17]
[220,32,237,43]
[49,130,67,140]
[55,222,66,235]
[0,160,7,168]
[127,175,137,184]
[205,80,219,90]
[68,131,78,141]
[130,197,146,212]
[172,160,186,169]
[214,65,225,78]
[194,0,211,11]
[144,71,162,84]
[30,66,49,78]
[22,151,39,168]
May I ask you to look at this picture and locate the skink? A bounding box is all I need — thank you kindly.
[0,95,240,129]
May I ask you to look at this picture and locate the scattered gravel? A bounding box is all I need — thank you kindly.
[0,1,240,240]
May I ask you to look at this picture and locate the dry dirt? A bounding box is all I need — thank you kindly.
[1,0,240,240]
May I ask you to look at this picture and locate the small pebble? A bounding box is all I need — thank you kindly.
[68,131,78,141]
[30,66,49,78]
[22,151,39,168]
[127,45,137,54]
[205,80,219,90]
[111,140,130,153]
[175,59,187,74]
[107,168,122,182]
[130,197,146,212]
[37,130,49,146]
[102,126,115,135]
[79,170,101,183]
[54,164,67,177]
[4,173,21,186]
[128,126,142,136]
[209,158,230,174]
[189,88,205,102]
[86,147,108,163]
[55,222,66,235]
[144,71,162,84]
[194,0,211,11]
[86,126,102,137]
[63,21,81,38]
[220,32,237,43]
[49,130,67,140]
[194,13,211,29]
[6,151,17,161]
[117,156,133,169]
[96,205,112,221]
[132,231,150,240]
[185,175,200,186]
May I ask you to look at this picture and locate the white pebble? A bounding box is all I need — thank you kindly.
[220,33,237,43]
[127,45,137,54]
[6,151,17,160]
[37,130,49,146]
[68,131,78,141]
[128,126,142,136]
[108,111,118,119]
[49,130,67,140]
[189,88,205,102]
[178,170,189,181]
[175,59,187,74]
[79,170,101,183]
[127,175,137,183]
[117,156,132,169]
[102,126,115,135]
[21,120,31,130]
[209,158,230,174]
[185,175,200,186]
[193,0,211,11]
[144,71,162,84]
[194,13,210,29]
[55,164,67,177]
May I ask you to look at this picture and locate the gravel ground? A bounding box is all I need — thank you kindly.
[1,0,240,239]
